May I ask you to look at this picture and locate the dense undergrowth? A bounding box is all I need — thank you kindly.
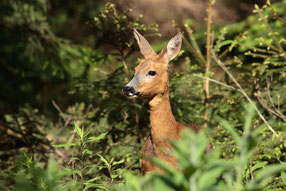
[0,0,286,190]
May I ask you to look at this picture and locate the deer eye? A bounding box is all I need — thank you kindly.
[148,71,156,76]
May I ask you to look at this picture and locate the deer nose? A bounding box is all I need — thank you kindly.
[123,86,139,96]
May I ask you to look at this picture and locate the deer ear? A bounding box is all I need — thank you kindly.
[133,28,157,58]
[159,32,182,61]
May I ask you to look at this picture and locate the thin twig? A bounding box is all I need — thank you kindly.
[54,149,68,159]
[72,153,76,182]
[184,24,205,60]
[211,50,279,138]
[52,100,73,126]
[204,0,213,128]
[250,158,254,180]
[238,42,277,55]
[52,100,64,114]
[182,34,206,64]
[255,77,286,122]
[173,22,206,64]
[206,1,212,72]
[266,78,275,108]
[261,41,282,53]
[245,52,268,59]
[257,96,286,122]
[193,74,242,93]
[81,142,84,190]
[267,2,286,29]
[13,114,30,147]
[121,52,130,79]
[256,6,282,51]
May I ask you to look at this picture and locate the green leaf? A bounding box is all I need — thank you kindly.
[97,154,110,169]
[84,129,91,138]
[112,159,125,166]
[151,158,186,187]
[252,161,268,171]
[68,157,81,165]
[87,132,108,142]
[72,169,82,177]
[81,125,85,139]
[247,163,286,188]
[111,174,118,178]
[86,176,101,183]
[74,121,83,139]
[218,40,233,50]
[83,183,109,191]
[83,148,92,155]
[281,171,286,185]
[52,143,77,147]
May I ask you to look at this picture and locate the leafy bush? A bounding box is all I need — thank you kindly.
[118,105,286,191]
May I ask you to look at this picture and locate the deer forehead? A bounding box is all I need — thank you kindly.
[134,57,167,75]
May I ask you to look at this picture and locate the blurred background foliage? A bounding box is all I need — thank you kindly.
[0,0,286,190]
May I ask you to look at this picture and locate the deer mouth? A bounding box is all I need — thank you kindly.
[123,86,140,97]
[128,92,140,97]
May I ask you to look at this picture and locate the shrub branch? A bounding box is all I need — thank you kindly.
[211,50,279,138]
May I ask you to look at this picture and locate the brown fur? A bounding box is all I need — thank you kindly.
[125,29,203,174]
[134,56,201,174]
[141,90,200,174]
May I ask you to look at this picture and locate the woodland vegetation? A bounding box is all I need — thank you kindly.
[0,0,286,190]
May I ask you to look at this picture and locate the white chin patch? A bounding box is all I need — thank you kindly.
[128,92,137,98]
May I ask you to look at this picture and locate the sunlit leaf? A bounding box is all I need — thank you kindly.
[87,132,108,142]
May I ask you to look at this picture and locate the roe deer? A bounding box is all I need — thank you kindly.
[123,29,201,174]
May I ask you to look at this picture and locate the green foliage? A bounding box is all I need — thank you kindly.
[91,2,159,53]
[0,0,95,112]
[13,154,77,191]
[120,105,286,191]
[53,122,110,190]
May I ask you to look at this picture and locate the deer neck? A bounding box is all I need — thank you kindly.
[149,91,178,145]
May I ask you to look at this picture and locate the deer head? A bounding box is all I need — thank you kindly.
[123,29,182,98]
